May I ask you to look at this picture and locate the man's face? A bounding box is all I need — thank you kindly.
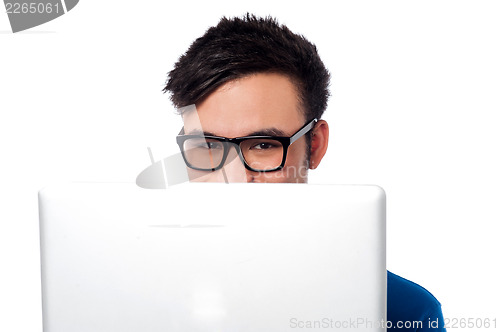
[181,72,312,183]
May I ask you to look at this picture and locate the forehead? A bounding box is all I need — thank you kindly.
[182,73,305,137]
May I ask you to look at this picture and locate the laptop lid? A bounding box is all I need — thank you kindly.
[39,183,386,331]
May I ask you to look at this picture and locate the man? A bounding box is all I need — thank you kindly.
[163,14,446,331]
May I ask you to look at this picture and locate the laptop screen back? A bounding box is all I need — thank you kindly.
[39,183,386,331]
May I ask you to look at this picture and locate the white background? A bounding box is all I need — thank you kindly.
[1,1,499,331]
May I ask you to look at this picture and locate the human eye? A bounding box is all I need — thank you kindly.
[249,140,281,150]
[186,138,222,150]
[200,140,223,149]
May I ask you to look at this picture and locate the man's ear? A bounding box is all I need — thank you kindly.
[309,120,329,169]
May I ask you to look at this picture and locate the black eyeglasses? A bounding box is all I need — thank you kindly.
[176,118,317,172]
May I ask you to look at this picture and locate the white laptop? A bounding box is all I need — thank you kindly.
[39,183,386,331]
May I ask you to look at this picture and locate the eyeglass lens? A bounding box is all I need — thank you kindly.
[182,138,285,171]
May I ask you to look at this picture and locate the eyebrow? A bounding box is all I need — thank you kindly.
[185,127,287,137]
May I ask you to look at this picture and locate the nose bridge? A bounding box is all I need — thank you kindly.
[224,141,245,164]
[220,142,250,183]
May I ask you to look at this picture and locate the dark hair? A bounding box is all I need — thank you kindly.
[163,14,330,121]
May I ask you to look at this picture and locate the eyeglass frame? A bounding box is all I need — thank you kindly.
[176,118,318,172]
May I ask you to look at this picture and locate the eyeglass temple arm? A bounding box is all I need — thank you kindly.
[290,118,318,144]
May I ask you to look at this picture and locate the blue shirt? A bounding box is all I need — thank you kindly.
[388,271,446,331]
